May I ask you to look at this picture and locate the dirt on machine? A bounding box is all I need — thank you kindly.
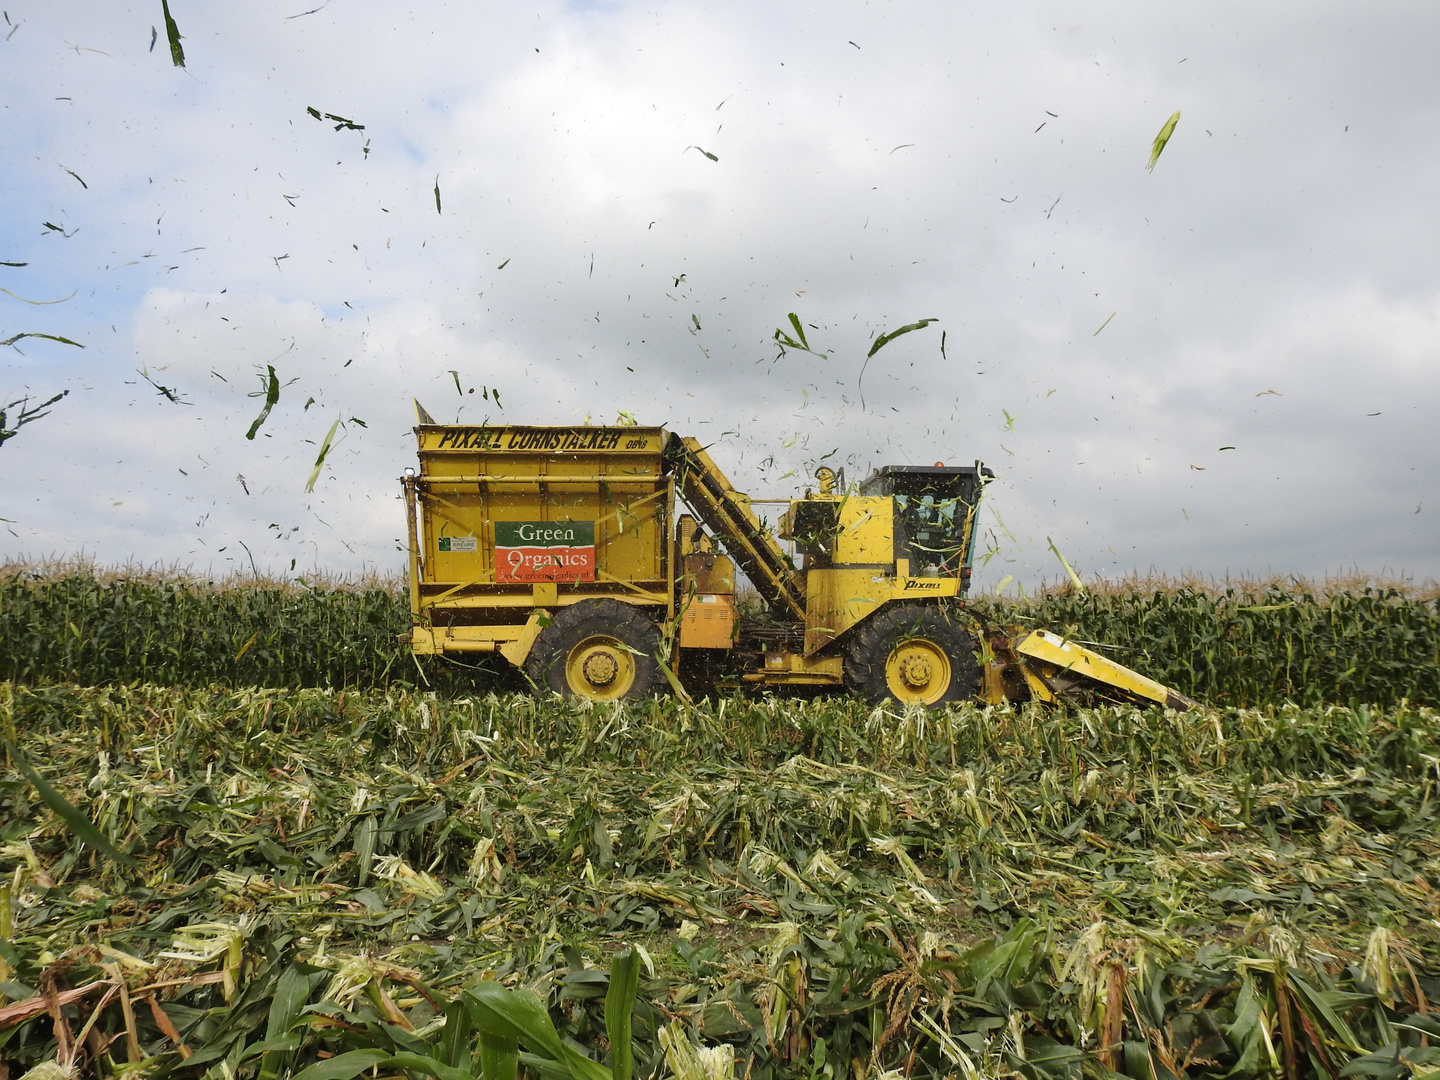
[401,408,1197,710]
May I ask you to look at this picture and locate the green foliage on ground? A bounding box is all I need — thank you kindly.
[2,685,1437,1080]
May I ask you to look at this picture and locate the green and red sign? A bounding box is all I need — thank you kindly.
[495,521,596,583]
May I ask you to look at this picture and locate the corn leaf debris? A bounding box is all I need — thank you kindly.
[0,682,1436,1080]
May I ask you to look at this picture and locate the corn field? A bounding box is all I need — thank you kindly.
[977,583,1440,709]
[2,684,1438,1080]
[3,565,1438,706]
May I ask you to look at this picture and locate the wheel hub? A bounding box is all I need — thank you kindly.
[884,639,952,705]
[582,650,619,686]
[899,653,933,688]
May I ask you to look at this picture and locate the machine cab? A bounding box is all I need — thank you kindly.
[858,463,992,586]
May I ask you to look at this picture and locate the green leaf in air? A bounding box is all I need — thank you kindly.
[857,317,938,409]
[4,739,137,867]
[305,419,342,493]
[684,146,719,162]
[1147,110,1180,171]
[1046,536,1086,593]
[160,0,185,67]
[867,317,938,359]
[435,176,442,214]
[246,365,280,440]
[0,287,77,305]
[1,333,84,348]
[773,313,827,359]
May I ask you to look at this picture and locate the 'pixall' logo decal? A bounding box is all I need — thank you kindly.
[494,521,596,584]
[903,579,944,591]
[434,428,655,452]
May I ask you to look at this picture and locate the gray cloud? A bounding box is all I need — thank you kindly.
[3,0,1437,590]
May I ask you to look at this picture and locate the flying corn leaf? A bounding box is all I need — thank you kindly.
[1093,311,1116,335]
[1146,110,1181,171]
[4,738,137,867]
[1,332,84,348]
[857,317,938,409]
[450,370,463,396]
[772,313,828,360]
[160,0,185,67]
[60,167,88,189]
[1,390,69,448]
[497,258,510,270]
[1046,536,1086,592]
[139,367,191,405]
[304,419,341,492]
[1,261,29,267]
[246,365,280,440]
[867,317,938,360]
[1002,409,1016,431]
[1,287,77,305]
[434,176,442,214]
[684,146,719,162]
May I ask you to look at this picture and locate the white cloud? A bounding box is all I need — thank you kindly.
[2,0,1437,588]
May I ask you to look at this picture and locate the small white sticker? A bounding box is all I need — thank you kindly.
[438,535,478,552]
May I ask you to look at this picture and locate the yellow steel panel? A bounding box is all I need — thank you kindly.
[803,571,959,655]
[1013,630,1171,703]
[804,568,888,654]
[832,497,893,564]
[682,552,735,594]
[411,425,670,635]
[678,594,736,649]
[743,649,845,686]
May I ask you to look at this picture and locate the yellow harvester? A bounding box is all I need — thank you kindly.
[402,411,1196,710]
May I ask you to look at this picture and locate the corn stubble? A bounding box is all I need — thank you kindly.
[1,683,1437,1080]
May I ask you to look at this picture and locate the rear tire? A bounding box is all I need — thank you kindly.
[525,599,663,702]
[844,604,980,706]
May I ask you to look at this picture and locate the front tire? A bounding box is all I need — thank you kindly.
[843,604,980,706]
[525,599,663,702]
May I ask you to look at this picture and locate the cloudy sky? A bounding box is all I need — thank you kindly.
[3,0,1437,591]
